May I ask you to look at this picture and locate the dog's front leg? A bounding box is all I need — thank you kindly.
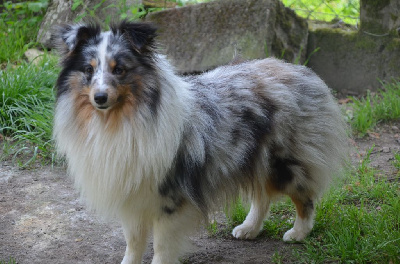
[151,204,201,264]
[120,212,150,264]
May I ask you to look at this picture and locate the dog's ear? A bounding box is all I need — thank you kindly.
[51,23,101,56]
[113,21,157,53]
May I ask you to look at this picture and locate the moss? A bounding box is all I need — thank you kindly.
[386,38,400,51]
[362,0,390,11]
[311,28,382,52]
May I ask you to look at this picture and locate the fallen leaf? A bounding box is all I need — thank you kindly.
[367,131,380,139]
[338,98,352,104]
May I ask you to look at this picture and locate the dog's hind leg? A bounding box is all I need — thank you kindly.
[283,195,315,242]
[232,190,271,240]
[151,204,201,264]
[120,213,151,264]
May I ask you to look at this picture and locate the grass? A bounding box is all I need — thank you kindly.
[348,81,400,136]
[0,54,58,165]
[393,152,400,172]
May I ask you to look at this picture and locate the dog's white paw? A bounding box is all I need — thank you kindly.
[232,223,260,239]
[282,228,308,242]
[121,255,134,264]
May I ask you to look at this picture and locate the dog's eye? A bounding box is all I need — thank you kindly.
[85,66,94,75]
[113,67,124,75]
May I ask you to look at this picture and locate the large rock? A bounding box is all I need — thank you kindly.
[360,0,400,35]
[146,0,308,73]
[307,28,400,94]
[37,0,141,48]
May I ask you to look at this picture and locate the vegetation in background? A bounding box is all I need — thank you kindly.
[0,0,48,63]
[282,0,359,25]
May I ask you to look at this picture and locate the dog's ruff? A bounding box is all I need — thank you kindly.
[52,21,347,264]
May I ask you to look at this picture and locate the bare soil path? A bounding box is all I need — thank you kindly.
[1,121,399,264]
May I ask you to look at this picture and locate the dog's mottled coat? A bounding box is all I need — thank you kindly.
[52,21,347,264]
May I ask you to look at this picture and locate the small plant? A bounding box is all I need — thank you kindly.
[206,219,219,236]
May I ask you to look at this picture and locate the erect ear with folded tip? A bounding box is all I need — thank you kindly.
[51,23,101,56]
[114,21,157,54]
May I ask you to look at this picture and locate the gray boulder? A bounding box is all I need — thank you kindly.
[360,0,400,35]
[146,0,308,73]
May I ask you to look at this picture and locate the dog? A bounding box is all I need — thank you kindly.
[52,21,347,264]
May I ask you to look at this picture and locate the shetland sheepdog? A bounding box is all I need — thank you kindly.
[52,21,347,264]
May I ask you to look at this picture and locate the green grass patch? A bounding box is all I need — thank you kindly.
[0,54,59,165]
[348,81,400,136]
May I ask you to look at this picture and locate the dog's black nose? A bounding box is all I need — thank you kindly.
[94,92,108,105]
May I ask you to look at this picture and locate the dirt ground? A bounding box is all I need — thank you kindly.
[1,121,399,264]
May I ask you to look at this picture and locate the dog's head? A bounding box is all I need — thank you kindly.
[52,21,158,112]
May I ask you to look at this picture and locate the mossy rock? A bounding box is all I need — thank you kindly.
[307,27,400,94]
[147,0,308,73]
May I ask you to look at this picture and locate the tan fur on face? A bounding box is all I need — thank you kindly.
[68,71,137,134]
[100,84,137,132]
[90,59,97,69]
[67,73,95,133]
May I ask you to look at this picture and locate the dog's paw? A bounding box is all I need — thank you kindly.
[121,255,134,264]
[232,223,260,239]
[282,228,307,242]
